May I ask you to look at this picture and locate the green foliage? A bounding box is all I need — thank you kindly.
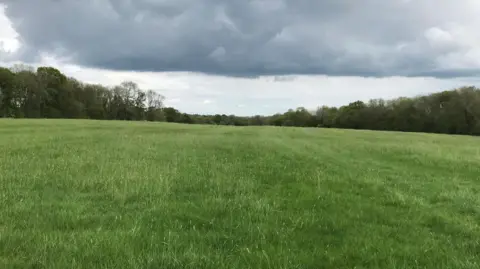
[1,119,479,268]
[0,65,166,121]
[1,64,480,135]
[0,67,16,117]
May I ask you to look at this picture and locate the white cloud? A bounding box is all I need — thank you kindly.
[0,4,20,55]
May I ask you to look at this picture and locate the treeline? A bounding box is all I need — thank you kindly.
[0,65,165,121]
[163,90,480,136]
[1,65,480,135]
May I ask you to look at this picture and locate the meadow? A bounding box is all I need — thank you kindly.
[0,119,479,269]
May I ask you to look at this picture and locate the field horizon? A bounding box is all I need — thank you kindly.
[1,119,479,269]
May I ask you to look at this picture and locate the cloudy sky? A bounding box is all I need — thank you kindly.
[1,0,480,115]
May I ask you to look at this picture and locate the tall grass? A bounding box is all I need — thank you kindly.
[1,119,479,268]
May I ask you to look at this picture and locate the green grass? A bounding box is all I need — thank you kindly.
[1,119,480,269]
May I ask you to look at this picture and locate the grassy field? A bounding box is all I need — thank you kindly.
[1,119,479,269]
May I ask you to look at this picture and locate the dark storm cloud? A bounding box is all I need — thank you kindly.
[2,0,480,77]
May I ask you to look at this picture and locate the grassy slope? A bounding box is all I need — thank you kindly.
[0,119,479,269]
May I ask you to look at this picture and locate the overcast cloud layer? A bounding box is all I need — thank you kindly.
[2,0,480,77]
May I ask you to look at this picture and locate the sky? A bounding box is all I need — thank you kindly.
[1,0,480,115]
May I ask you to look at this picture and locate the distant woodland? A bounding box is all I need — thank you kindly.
[1,65,479,135]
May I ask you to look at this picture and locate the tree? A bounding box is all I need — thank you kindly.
[36,66,68,118]
[146,90,165,121]
[13,70,42,118]
[0,67,16,117]
[163,107,180,123]
[335,101,367,129]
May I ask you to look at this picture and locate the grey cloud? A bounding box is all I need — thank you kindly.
[2,0,480,77]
